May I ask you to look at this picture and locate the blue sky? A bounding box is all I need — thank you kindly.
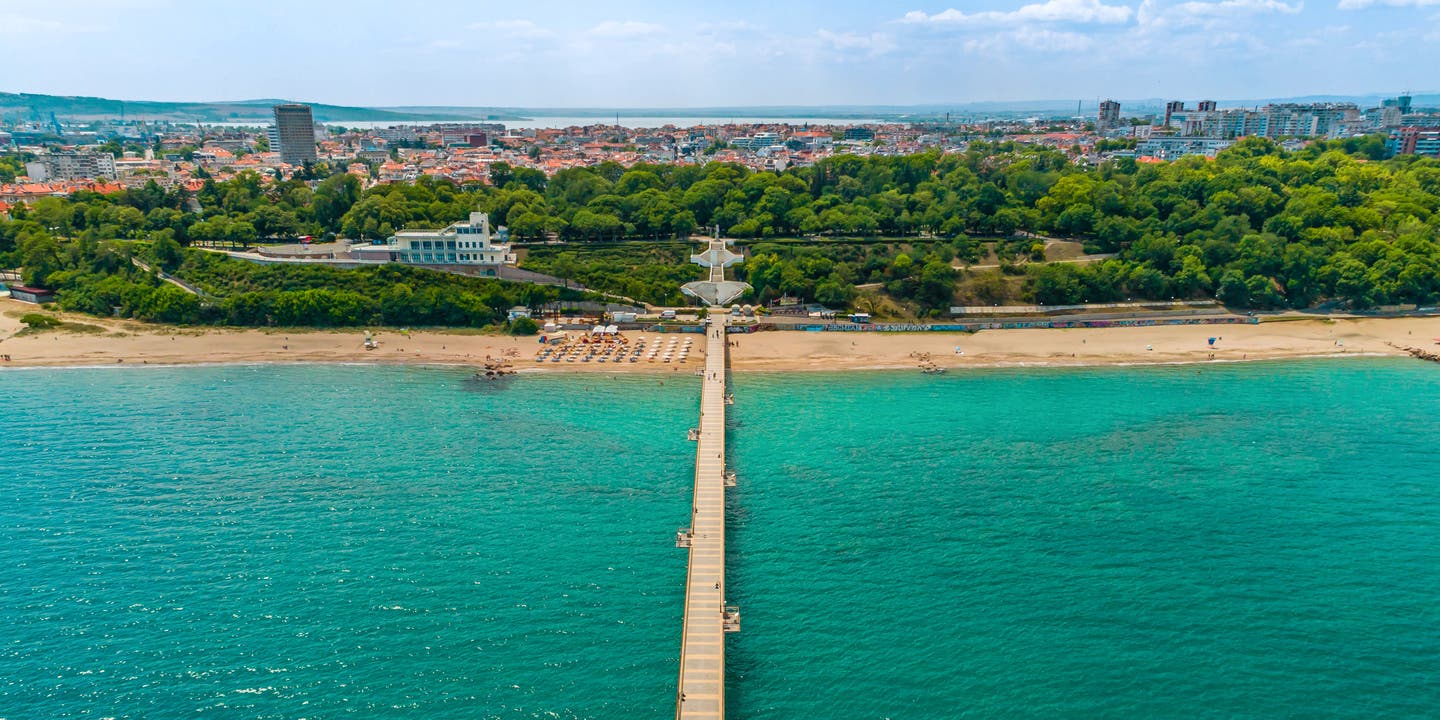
[1,0,1436,107]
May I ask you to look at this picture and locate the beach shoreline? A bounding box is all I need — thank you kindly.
[3,299,1438,373]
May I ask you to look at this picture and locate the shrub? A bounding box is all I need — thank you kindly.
[20,313,60,329]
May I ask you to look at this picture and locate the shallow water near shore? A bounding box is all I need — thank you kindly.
[727,359,1440,718]
[1,366,696,719]
[3,360,1439,718]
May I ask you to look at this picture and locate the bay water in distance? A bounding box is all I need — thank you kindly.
[208,115,888,131]
[3,360,1438,718]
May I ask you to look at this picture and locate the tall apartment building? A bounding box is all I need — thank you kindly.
[1097,100,1121,132]
[1134,99,1367,157]
[1208,110,1267,138]
[1261,103,1358,138]
[1174,111,1209,137]
[1379,95,1413,128]
[1388,126,1440,157]
[23,150,117,181]
[730,132,786,151]
[1164,101,1186,127]
[1165,101,1216,132]
[374,126,419,143]
[1160,102,1359,140]
[271,104,318,165]
[1136,136,1236,160]
[437,125,499,146]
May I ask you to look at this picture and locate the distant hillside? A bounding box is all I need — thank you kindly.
[5,91,1436,126]
[0,92,505,123]
[384,105,921,118]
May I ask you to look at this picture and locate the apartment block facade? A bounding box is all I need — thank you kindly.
[23,151,117,181]
[271,104,318,165]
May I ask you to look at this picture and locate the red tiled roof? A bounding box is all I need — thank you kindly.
[8,284,53,294]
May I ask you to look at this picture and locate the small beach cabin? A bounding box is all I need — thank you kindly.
[7,285,55,304]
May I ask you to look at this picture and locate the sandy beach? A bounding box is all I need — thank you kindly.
[3,299,1438,372]
[730,316,1440,370]
[0,300,706,373]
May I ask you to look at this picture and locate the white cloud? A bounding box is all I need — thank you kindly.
[1176,0,1303,19]
[1139,0,1302,29]
[1339,0,1439,8]
[901,0,1134,25]
[1016,26,1098,49]
[698,21,760,33]
[0,13,101,33]
[1202,30,1268,47]
[966,27,1097,53]
[587,20,666,38]
[0,15,58,33]
[816,29,897,54]
[1288,22,1352,42]
[467,20,552,39]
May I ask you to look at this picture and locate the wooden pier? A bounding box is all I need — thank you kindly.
[675,237,748,719]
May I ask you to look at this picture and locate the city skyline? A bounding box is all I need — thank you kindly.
[2,0,1438,108]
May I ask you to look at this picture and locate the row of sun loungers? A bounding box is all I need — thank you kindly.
[534,336,695,364]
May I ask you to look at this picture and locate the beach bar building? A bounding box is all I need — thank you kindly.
[6,285,55,304]
[351,212,516,275]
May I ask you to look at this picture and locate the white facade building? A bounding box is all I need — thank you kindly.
[1136,136,1235,160]
[24,151,117,181]
[352,212,516,268]
[730,132,784,151]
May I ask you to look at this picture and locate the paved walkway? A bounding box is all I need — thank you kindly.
[676,239,734,719]
[130,257,204,296]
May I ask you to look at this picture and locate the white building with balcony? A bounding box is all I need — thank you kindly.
[351,212,516,270]
[24,151,117,181]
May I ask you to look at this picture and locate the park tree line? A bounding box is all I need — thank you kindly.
[3,134,1440,315]
[0,224,585,328]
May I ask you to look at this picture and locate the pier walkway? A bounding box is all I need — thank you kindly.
[675,237,748,719]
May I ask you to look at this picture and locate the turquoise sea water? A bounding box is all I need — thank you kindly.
[3,360,1439,718]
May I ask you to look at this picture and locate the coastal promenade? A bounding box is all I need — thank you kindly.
[675,237,748,719]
